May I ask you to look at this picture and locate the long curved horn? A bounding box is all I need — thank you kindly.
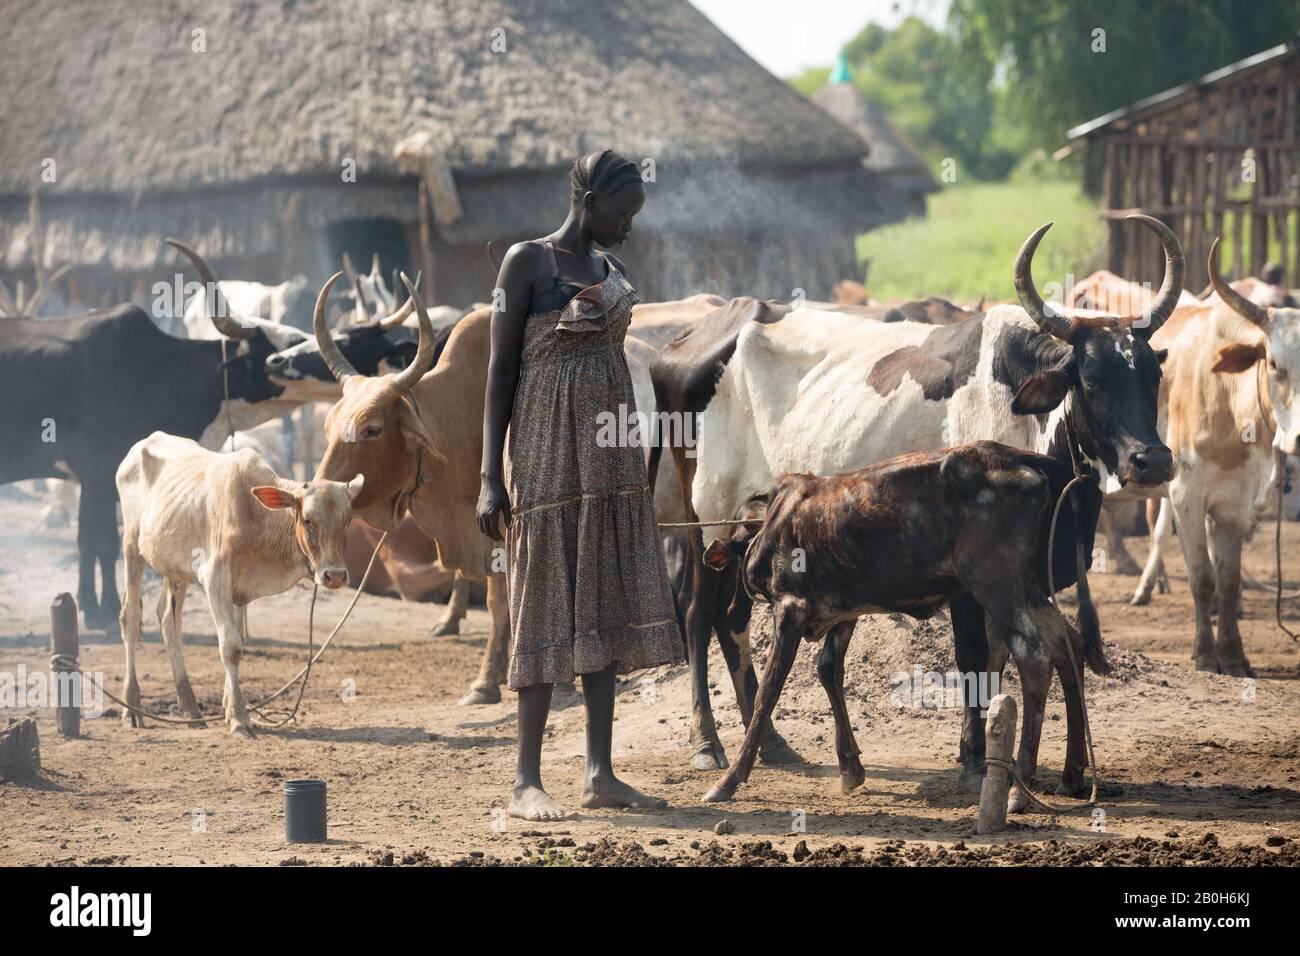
[1013,222,1075,342]
[1127,213,1184,336]
[390,272,435,393]
[165,238,256,339]
[351,274,372,326]
[1207,236,1268,329]
[313,272,359,382]
[377,270,423,331]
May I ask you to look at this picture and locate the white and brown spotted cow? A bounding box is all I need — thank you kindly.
[655,216,1182,795]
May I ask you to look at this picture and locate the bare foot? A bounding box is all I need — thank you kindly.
[509,785,567,821]
[581,775,668,810]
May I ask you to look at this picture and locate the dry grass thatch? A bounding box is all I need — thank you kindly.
[0,0,916,289]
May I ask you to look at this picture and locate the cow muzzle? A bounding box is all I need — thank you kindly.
[1124,446,1174,486]
[318,567,349,590]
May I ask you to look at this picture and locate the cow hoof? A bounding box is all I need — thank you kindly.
[1055,777,1087,797]
[702,782,735,803]
[1194,656,1220,674]
[960,767,986,795]
[1007,785,1031,814]
[230,724,255,740]
[759,734,802,766]
[1129,590,1151,607]
[1220,659,1255,679]
[839,765,866,793]
[1113,557,1142,576]
[691,741,729,771]
[458,683,501,706]
[430,618,460,637]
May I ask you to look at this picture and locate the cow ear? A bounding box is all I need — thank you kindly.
[1211,341,1266,374]
[703,539,735,570]
[346,473,365,501]
[251,485,299,511]
[1153,348,1169,365]
[1012,357,1075,415]
[397,396,448,466]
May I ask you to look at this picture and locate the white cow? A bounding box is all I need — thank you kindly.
[673,217,1182,794]
[181,276,312,340]
[117,432,362,736]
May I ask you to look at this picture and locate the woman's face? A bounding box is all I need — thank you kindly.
[584,181,646,249]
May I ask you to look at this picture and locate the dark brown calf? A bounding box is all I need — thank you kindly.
[699,441,1104,812]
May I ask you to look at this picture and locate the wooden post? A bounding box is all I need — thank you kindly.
[0,718,40,780]
[975,694,1017,835]
[50,593,80,739]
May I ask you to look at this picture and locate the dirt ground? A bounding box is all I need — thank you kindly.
[1,486,1298,866]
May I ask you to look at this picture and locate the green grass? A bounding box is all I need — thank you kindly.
[856,180,1106,304]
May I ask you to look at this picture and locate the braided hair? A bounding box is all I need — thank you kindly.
[570,149,642,206]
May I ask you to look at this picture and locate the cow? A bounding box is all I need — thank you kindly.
[0,239,314,630]
[304,273,521,704]
[265,299,462,405]
[181,273,314,338]
[698,442,1100,810]
[117,431,363,736]
[1069,270,1204,576]
[280,288,716,701]
[1122,242,1300,675]
[655,215,1182,795]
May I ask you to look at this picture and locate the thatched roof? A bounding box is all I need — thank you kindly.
[813,77,939,197]
[0,0,912,277]
[3,0,870,191]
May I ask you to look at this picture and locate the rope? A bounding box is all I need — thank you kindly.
[99,531,389,729]
[1035,470,1102,812]
[657,518,766,529]
[220,337,236,451]
[1276,473,1299,641]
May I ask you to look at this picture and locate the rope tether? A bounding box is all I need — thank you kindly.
[99,530,389,729]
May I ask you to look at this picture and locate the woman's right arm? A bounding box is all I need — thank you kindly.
[477,242,535,540]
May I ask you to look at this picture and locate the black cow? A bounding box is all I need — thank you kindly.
[0,240,311,629]
[265,313,461,400]
[699,441,1103,810]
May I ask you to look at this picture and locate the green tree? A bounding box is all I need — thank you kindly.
[798,16,1014,180]
[950,0,1300,152]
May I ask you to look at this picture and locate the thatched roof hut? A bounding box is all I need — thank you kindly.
[0,0,916,309]
[812,56,938,212]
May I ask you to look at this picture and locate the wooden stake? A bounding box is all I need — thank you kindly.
[976,694,1017,835]
[0,718,40,780]
[50,593,80,739]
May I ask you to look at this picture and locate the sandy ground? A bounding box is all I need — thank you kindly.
[1,486,1298,866]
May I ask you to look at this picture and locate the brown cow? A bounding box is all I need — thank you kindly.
[699,441,1102,811]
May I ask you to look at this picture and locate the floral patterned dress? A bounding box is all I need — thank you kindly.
[503,241,682,689]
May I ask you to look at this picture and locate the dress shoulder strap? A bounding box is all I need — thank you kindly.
[541,240,561,280]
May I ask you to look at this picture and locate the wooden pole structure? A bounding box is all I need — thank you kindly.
[975,694,1017,835]
[50,592,80,739]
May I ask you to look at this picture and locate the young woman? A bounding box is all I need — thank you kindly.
[477,149,682,821]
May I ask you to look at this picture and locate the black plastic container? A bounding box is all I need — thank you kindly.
[283,779,327,843]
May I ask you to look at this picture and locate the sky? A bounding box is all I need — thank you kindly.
[689,0,949,77]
